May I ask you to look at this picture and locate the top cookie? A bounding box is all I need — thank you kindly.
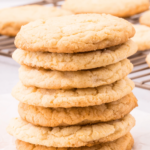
[62,0,149,17]
[140,10,150,27]
[15,14,135,53]
[0,5,72,36]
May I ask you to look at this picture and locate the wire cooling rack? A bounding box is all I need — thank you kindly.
[125,13,150,90]
[128,50,150,90]
[0,1,150,90]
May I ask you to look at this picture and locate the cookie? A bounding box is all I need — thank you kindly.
[0,5,72,36]
[132,25,150,51]
[146,53,150,66]
[140,10,150,27]
[62,0,149,17]
[7,114,135,147]
[15,14,135,53]
[15,133,134,150]
[13,40,137,71]
[18,93,137,127]
[12,77,134,108]
[19,59,133,90]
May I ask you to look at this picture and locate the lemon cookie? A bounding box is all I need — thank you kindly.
[7,114,135,147]
[18,93,137,127]
[13,40,137,71]
[15,133,134,150]
[15,14,135,53]
[146,53,150,66]
[0,5,72,36]
[140,10,150,27]
[62,0,149,17]
[132,25,150,51]
[12,77,134,108]
[19,59,133,89]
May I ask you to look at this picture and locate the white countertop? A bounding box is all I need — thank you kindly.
[0,56,19,94]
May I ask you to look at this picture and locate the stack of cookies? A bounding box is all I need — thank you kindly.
[7,14,138,150]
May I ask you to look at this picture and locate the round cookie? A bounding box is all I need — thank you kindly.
[0,5,72,36]
[146,53,150,66]
[12,77,134,108]
[19,59,133,90]
[140,10,150,27]
[13,40,137,71]
[15,14,135,53]
[62,0,149,17]
[132,25,150,51]
[15,133,134,150]
[18,93,137,127]
[7,114,135,147]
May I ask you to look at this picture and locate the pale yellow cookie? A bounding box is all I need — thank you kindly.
[13,40,137,71]
[146,53,150,66]
[132,25,150,51]
[140,10,150,27]
[7,114,135,147]
[15,133,134,150]
[18,93,137,127]
[15,14,135,53]
[12,77,134,108]
[0,5,72,36]
[19,59,133,90]
[62,0,149,17]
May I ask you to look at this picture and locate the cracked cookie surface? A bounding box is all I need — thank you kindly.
[15,133,134,150]
[15,14,135,53]
[13,40,137,71]
[12,77,134,108]
[18,93,137,127]
[7,114,135,147]
[19,59,133,89]
[132,25,150,51]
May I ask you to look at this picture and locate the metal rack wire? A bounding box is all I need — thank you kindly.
[0,1,150,90]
